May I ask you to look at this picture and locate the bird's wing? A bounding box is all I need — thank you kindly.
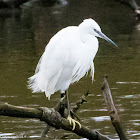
[71,47,95,83]
[72,36,98,83]
[70,36,97,84]
[28,26,78,99]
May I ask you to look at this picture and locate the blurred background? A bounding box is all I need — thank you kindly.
[0,0,140,139]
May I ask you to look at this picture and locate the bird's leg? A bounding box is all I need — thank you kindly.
[59,92,66,117]
[65,90,81,130]
[61,92,65,98]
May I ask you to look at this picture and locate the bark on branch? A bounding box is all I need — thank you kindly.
[102,76,128,140]
[0,102,110,140]
[0,76,127,139]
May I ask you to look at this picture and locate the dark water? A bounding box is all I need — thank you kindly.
[0,0,140,139]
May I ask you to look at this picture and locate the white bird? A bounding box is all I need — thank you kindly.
[28,18,117,130]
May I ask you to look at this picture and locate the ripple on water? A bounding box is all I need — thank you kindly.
[116,82,140,84]
[90,116,110,122]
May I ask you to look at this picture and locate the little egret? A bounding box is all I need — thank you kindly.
[28,18,117,130]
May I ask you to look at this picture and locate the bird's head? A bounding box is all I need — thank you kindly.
[80,18,118,47]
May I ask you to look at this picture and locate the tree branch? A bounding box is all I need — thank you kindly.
[72,91,90,113]
[101,75,128,140]
[0,102,110,140]
[0,102,42,118]
[41,91,90,137]
[1,76,127,139]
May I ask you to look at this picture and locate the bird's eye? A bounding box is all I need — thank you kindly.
[94,29,99,34]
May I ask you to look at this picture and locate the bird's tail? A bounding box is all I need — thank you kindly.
[28,73,55,100]
[28,74,42,93]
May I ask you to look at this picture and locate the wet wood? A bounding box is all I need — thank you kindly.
[72,91,90,113]
[41,91,89,137]
[102,76,128,140]
[0,102,110,140]
[0,76,128,139]
[0,102,42,118]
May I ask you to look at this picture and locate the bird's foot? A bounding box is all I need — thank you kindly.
[67,116,81,130]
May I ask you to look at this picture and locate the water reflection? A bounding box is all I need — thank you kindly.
[91,116,110,122]
[0,0,140,139]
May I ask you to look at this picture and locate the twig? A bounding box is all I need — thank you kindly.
[101,75,128,140]
[41,124,50,138]
[72,91,90,113]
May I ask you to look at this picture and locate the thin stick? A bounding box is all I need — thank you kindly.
[101,76,128,140]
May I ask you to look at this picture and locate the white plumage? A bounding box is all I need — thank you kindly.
[28,18,117,99]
